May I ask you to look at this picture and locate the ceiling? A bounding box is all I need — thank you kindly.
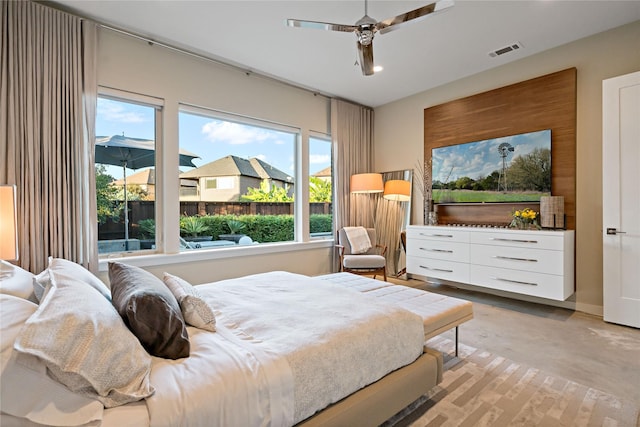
[50,1,640,107]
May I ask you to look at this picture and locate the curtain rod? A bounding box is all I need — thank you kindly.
[99,24,335,101]
[36,0,371,110]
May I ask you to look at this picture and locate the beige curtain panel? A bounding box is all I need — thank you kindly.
[331,98,375,232]
[1,0,98,273]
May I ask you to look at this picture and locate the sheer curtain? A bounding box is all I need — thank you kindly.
[1,1,98,273]
[331,98,375,232]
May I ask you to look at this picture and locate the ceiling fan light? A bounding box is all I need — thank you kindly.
[373,65,383,73]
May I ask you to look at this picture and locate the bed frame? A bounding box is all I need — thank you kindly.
[298,348,443,426]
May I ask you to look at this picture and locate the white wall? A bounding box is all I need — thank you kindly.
[374,21,640,316]
[96,28,333,284]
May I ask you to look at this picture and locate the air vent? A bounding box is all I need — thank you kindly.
[488,42,523,58]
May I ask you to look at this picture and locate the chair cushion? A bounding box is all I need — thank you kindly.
[343,254,386,269]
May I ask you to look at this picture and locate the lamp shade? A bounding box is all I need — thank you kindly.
[383,180,411,201]
[0,185,18,260]
[350,173,384,193]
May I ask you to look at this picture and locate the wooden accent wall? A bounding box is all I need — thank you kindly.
[424,68,577,229]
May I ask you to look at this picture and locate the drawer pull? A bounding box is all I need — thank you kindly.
[492,255,538,263]
[420,233,454,238]
[491,276,538,286]
[420,265,454,273]
[490,238,538,244]
[420,248,454,253]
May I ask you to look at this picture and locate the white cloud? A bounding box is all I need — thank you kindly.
[201,121,271,145]
[98,99,147,123]
[310,154,331,164]
[254,154,267,161]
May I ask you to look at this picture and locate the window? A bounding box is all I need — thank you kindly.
[205,177,234,190]
[178,107,297,250]
[95,94,161,254]
[309,135,333,238]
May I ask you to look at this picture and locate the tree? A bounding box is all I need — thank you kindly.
[309,176,331,202]
[95,165,120,224]
[113,184,149,201]
[507,148,551,191]
[241,181,294,202]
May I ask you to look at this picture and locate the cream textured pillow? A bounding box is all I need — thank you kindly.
[0,294,104,425]
[33,257,111,302]
[14,271,154,408]
[163,273,216,332]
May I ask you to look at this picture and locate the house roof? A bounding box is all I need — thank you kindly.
[180,155,293,183]
[114,168,154,186]
[249,158,293,183]
[312,166,331,178]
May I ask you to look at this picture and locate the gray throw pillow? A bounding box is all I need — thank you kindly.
[109,262,190,359]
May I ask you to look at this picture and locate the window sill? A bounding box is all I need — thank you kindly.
[98,239,334,272]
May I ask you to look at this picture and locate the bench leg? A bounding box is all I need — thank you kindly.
[455,327,459,358]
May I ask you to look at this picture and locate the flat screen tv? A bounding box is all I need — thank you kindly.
[431,129,551,203]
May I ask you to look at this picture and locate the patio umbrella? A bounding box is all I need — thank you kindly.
[95,134,199,246]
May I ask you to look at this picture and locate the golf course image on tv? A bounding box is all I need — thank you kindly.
[431,129,552,203]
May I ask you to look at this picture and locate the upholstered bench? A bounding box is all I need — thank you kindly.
[316,272,473,356]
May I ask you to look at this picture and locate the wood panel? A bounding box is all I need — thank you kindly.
[424,68,577,229]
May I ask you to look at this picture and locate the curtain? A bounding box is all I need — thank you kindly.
[1,1,98,273]
[331,98,375,232]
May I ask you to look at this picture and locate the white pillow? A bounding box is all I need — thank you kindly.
[163,273,216,332]
[0,260,37,302]
[0,294,104,425]
[14,271,154,408]
[33,257,111,302]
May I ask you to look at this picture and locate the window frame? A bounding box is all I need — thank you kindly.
[95,88,164,257]
[95,95,335,271]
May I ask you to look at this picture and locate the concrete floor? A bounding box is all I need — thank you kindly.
[390,277,640,405]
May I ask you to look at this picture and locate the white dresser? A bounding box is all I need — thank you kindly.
[406,225,575,301]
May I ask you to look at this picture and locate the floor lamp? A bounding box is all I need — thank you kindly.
[382,180,411,276]
[350,173,383,227]
[0,185,19,280]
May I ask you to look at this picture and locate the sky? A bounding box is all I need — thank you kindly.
[431,129,552,183]
[95,98,331,180]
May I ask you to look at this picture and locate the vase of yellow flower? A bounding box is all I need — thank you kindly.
[510,208,541,230]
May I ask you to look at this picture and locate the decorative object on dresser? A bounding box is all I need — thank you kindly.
[540,195,565,229]
[406,225,575,301]
[509,207,541,230]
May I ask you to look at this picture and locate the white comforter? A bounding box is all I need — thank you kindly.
[145,271,425,427]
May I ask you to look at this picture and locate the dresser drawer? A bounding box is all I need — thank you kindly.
[407,226,469,243]
[407,239,469,263]
[469,231,564,251]
[470,244,563,275]
[470,265,572,300]
[407,256,470,283]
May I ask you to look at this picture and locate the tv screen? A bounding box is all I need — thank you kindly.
[431,129,551,203]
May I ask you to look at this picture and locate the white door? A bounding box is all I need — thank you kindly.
[603,71,640,328]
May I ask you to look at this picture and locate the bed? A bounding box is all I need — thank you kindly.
[0,259,443,427]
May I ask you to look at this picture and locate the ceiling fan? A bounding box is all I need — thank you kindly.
[287,0,454,76]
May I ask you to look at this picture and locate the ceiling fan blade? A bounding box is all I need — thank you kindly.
[357,42,374,76]
[287,19,357,33]
[376,0,454,35]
